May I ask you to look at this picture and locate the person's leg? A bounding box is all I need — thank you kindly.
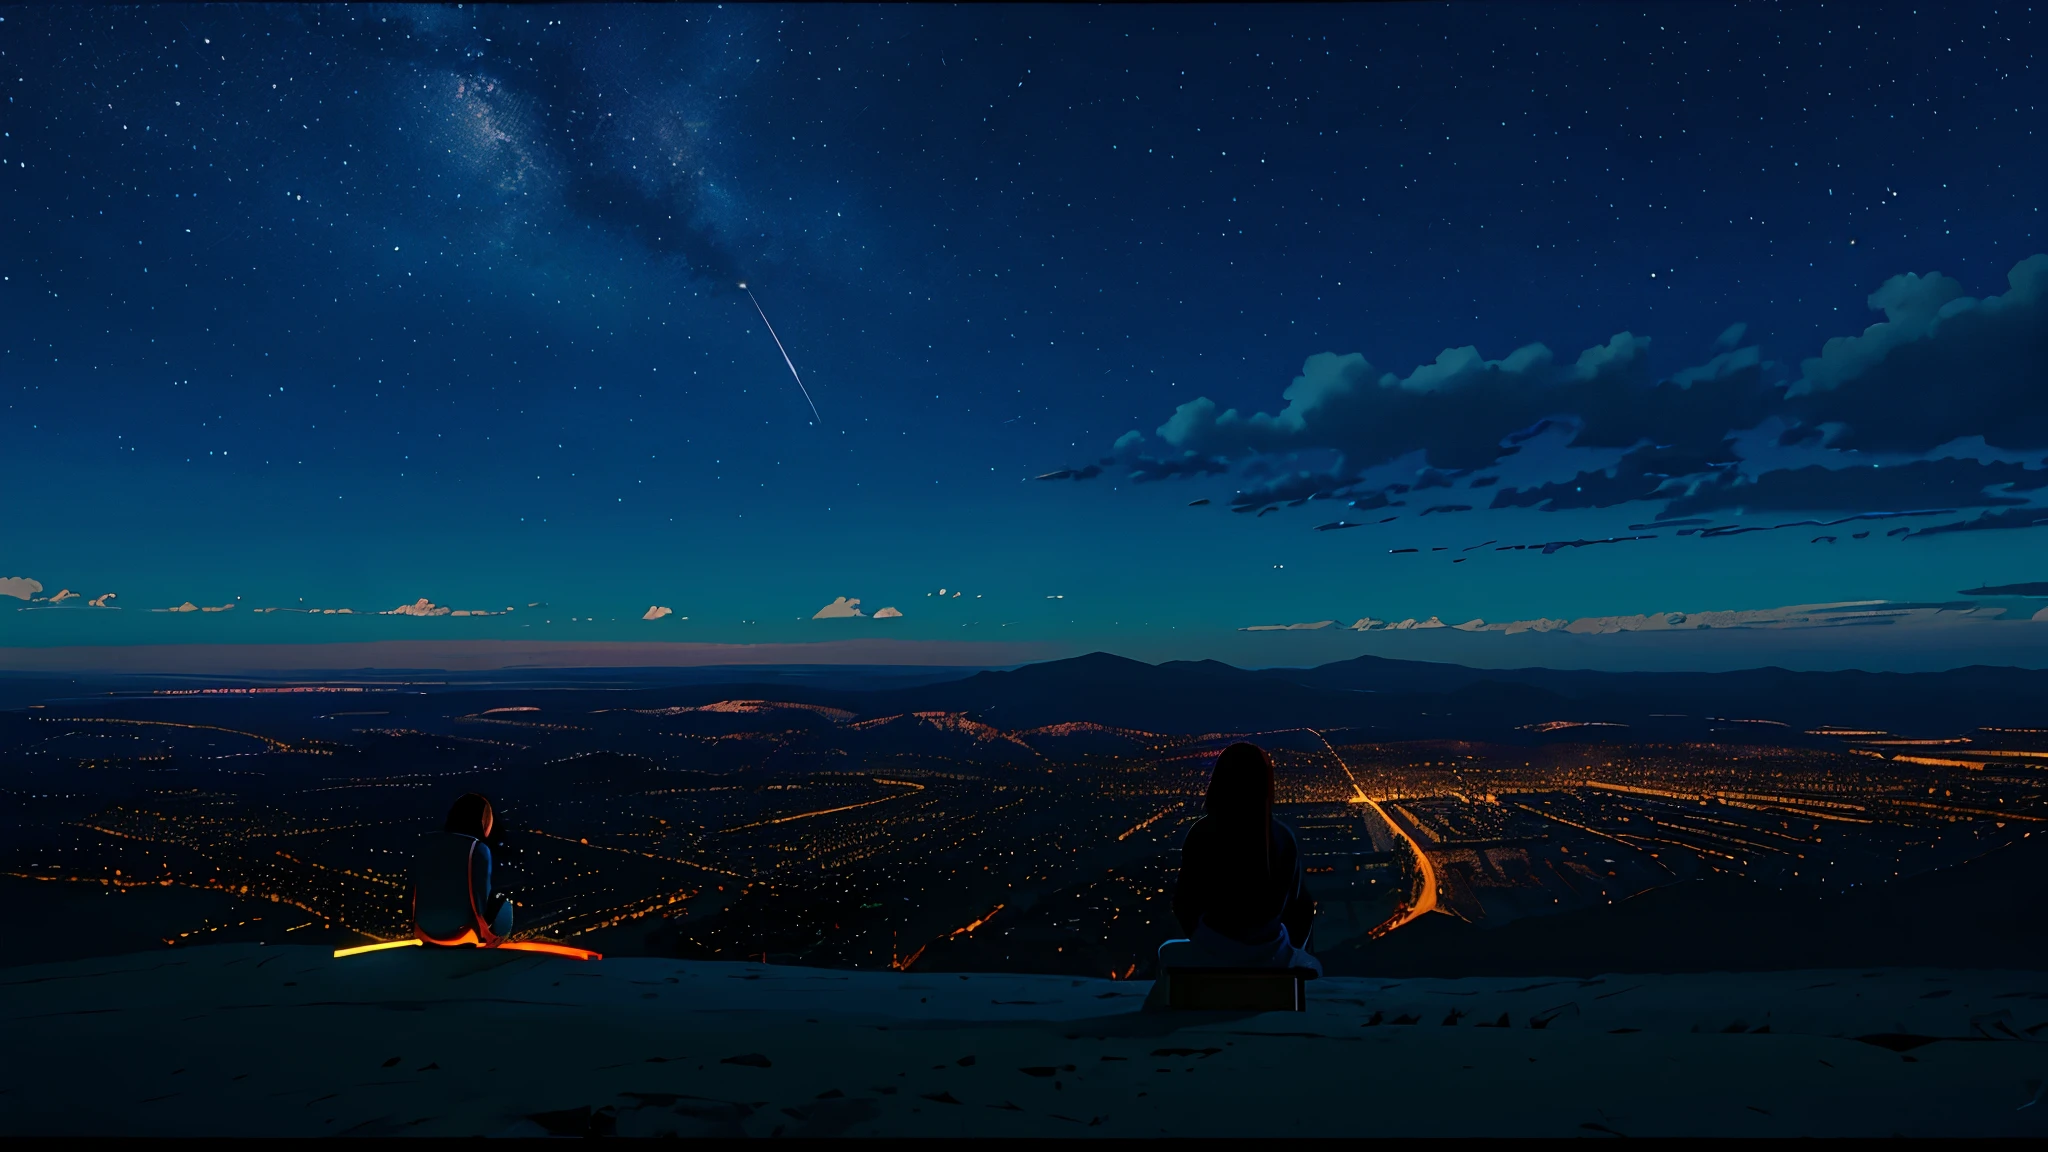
[1141,975,1173,1012]
[1283,907,1315,957]
[490,899,514,940]
[1144,939,1195,1012]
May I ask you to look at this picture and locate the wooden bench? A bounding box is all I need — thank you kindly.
[1163,967,1317,1011]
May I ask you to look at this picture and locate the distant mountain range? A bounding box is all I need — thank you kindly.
[14,650,2048,740]
[826,652,2048,738]
[359,650,2048,741]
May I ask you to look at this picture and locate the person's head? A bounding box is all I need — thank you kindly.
[1206,742,1274,822]
[1204,742,1276,878]
[445,792,495,839]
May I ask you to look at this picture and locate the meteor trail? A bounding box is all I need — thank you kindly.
[739,281,820,425]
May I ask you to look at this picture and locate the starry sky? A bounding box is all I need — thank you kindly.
[1,3,2043,670]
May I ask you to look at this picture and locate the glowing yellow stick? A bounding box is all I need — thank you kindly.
[331,938,598,961]
[332,939,422,958]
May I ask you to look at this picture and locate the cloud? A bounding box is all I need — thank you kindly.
[872,606,903,619]
[1129,331,1775,502]
[1145,331,1759,475]
[1126,454,1232,482]
[813,596,866,619]
[643,605,674,621]
[1674,510,1951,540]
[1463,616,1566,634]
[1484,534,1657,555]
[0,577,44,601]
[1241,620,1338,631]
[1111,431,1233,482]
[1103,254,2048,520]
[1670,344,1760,388]
[1228,469,1358,511]
[156,602,199,613]
[1907,507,2048,538]
[375,598,502,617]
[1661,458,2048,517]
[360,599,503,618]
[1489,442,1739,511]
[1787,255,2048,453]
[1359,599,2027,637]
[385,598,452,617]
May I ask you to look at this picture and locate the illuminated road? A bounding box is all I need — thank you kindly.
[36,714,288,751]
[893,902,1005,971]
[1308,730,1438,936]
[714,779,925,835]
[524,826,743,878]
[1116,804,1182,842]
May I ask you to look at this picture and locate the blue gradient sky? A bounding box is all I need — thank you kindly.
[2,3,2043,668]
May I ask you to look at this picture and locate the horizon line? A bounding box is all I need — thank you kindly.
[0,639,1071,675]
[1,638,2045,679]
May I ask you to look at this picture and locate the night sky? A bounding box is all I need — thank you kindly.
[2,3,2042,668]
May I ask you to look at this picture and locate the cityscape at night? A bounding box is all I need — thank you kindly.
[4,0,2045,1137]
[7,660,2044,979]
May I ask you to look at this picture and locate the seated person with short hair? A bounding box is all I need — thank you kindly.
[1158,742,1320,978]
[412,792,515,947]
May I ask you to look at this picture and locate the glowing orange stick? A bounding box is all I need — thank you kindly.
[498,941,602,960]
[332,938,598,960]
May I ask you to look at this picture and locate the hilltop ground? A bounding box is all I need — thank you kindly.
[2,944,2044,1137]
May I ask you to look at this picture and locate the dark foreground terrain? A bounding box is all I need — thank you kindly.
[3,944,2045,1137]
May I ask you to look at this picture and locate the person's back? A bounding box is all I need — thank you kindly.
[411,793,513,947]
[1159,742,1318,973]
[1174,811,1314,952]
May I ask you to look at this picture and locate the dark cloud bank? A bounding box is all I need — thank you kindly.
[1082,255,2048,533]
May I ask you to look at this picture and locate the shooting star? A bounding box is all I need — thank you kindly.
[739,281,821,425]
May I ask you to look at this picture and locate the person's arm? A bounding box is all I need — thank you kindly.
[486,831,520,864]
[1171,821,1208,935]
[1278,824,1317,950]
[469,841,501,928]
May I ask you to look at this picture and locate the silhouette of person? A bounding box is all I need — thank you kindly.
[1159,742,1319,972]
[411,792,515,947]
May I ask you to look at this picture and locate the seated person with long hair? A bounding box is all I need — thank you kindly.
[1159,741,1319,974]
[412,792,515,947]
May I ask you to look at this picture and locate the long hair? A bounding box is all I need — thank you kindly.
[444,792,495,840]
[1204,742,1274,879]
